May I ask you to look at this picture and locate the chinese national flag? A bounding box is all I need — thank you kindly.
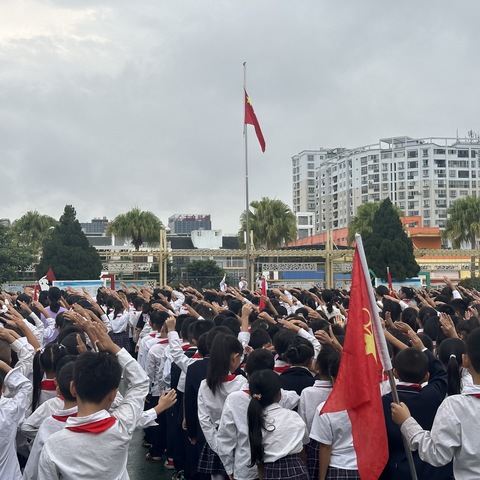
[259,277,267,311]
[244,90,266,152]
[321,247,388,479]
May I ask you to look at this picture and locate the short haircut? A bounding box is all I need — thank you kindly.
[245,349,274,375]
[192,319,214,341]
[221,317,241,337]
[57,362,76,402]
[466,327,480,373]
[149,310,170,329]
[394,348,428,383]
[376,285,389,297]
[273,329,296,356]
[249,329,271,350]
[73,352,122,404]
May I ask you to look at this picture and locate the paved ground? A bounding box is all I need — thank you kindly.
[127,430,173,480]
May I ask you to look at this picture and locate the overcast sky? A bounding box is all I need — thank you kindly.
[1,1,479,234]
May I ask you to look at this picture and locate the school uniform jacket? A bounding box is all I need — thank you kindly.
[0,368,32,480]
[381,349,452,480]
[279,366,315,395]
[38,348,149,480]
[185,357,209,443]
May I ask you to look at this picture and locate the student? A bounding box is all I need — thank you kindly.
[381,340,452,480]
[392,327,480,480]
[437,337,469,395]
[31,342,68,411]
[247,369,309,480]
[137,309,169,369]
[299,345,340,480]
[279,336,315,395]
[0,357,33,480]
[23,360,78,480]
[38,321,149,479]
[197,333,248,478]
[217,349,300,480]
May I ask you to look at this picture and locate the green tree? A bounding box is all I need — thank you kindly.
[107,207,162,251]
[239,198,297,249]
[37,205,102,280]
[10,211,57,255]
[362,198,419,281]
[185,260,224,289]
[443,196,480,277]
[347,201,403,245]
[0,225,34,283]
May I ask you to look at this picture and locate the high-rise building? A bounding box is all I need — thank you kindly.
[80,217,109,236]
[168,214,212,235]
[292,135,480,236]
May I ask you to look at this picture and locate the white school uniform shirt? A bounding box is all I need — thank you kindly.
[198,375,249,455]
[298,380,333,433]
[310,401,357,470]
[38,348,149,480]
[261,403,309,463]
[137,331,162,369]
[128,310,142,338]
[3,338,34,398]
[401,383,480,480]
[170,290,185,314]
[0,368,33,480]
[167,331,200,393]
[109,310,130,334]
[23,405,78,480]
[145,339,170,396]
[217,388,300,479]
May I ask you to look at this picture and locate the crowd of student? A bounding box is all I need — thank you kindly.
[0,276,480,480]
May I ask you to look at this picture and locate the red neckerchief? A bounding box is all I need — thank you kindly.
[52,412,78,422]
[149,333,157,338]
[274,365,290,374]
[41,379,57,391]
[243,389,250,394]
[468,393,480,398]
[397,383,422,391]
[192,352,201,358]
[157,338,169,345]
[182,343,191,351]
[225,374,236,382]
[66,417,116,433]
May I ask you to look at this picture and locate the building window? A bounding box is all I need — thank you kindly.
[407,150,418,158]
[458,171,470,178]
[422,149,429,157]
[408,161,418,169]
[308,163,314,169]
[458,150,469,158]
[434,149,446,155]
[398,162,405,170]
[308,154,314,161]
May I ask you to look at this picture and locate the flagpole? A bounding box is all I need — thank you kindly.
[243,62,252,288]
[355,234,418,480]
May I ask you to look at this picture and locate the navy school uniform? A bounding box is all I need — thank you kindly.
[279,366,315,396]
[380,349,453,480]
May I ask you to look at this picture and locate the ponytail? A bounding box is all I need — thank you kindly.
[437,337,466,396]
[446,355,461,396]
[47,287,62,314]
[247,370,281,466]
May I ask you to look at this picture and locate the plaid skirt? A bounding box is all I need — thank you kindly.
[109,331,131,351]
[305,439,319,480]
[197,442,226,475]
[264,454,309,480]
[325,466,360,480]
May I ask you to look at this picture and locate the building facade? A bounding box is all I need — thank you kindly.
[292,136,480,238]
[168,214,212,234]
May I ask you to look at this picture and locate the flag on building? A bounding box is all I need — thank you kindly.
[321,243,389,479]
[244,90,266,152]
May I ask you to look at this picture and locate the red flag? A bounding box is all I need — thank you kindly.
[244,90,266,152]
[387,266,393,295]
[321,246,388,479]
[259,277,267,311]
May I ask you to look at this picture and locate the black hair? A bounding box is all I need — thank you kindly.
[206,334,243,395]
[382,299,402,322]
[400,287,415,299]
[181,316,197,340]
[60,332,87,356]
[316,344,341,381]
[285,336,314,366]
[376,285,389,297]
[321,289,335,314]
[192,319,214,342]
[73,351,122,404]
[47,287,63,314]
[32,343,68,411]
[206,326,232,352]
[245,349,275,376]
[149,310,170,330]
[247,369,281,466]
[249,329,271,350]
[466,327,480,373]
[221,317,241,337]
[56,325,83,344]
[56,361,76,402]
[228,299,243,316]
[437,338,466,396]
[196,333,209,357]
[417,333,434,353]
[273,329,296,358]
[401,307,418,332]
[449,299,469,318]
[394,348,428,384]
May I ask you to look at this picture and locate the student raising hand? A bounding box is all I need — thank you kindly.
[89,321,121,355]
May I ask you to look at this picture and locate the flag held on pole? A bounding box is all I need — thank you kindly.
[244,90,266,152]
[321,235,389,480]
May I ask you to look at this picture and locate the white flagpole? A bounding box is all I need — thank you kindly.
[243,62,251,287]
[355,233,418,480]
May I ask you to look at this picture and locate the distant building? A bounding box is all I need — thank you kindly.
[80,217,109,236]
[168,214,211,235]
[0,218,11,228]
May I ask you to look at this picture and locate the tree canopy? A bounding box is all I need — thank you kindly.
[185,259,224,289]
[0,225,34,283]
[107,207,162,251]
[362,198,419,281]
[10,211,57,255]
[443,196,480,249]
[239,197,297,250]
[37,205,102,280]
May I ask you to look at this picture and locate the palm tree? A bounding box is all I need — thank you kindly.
[347,200,403,245]
[10,211,57,255]
[443,196,480,277]
[239,198,297,250]
[106,208,162,250]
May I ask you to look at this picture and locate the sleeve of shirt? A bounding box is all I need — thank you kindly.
[111,348,149,436]
[21,400,52,440]
[29,312,46,344]
[452,290,462,300]
[38,443,60,480]
[216,396,237,475]
[168,331,191,373]
[110,311,130,333]
[136,408,158,430]
[10,337,35,379]
[197,384,218,452]
[297,391,308,425]
[297,327,321,358]
[309,409,333,445]
[238,331,250,348]
[100,313,112,332]
[279,388,300,410]
[3,368,33,425]
[22,319,44,346]
[401,401,460,467]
